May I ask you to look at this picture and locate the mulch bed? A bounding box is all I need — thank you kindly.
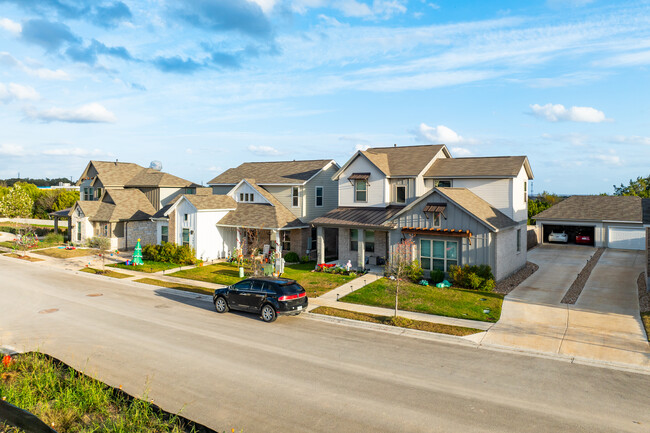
[561,248,605,304]
[494,261,539,295]
[638,272,650,313]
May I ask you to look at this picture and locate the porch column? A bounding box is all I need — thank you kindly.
[67,218,72,242]
[357,229,365,271]
[236,228,242,250]
[316,226,325,264]
[274,229,282,255]
[53,217,59,233]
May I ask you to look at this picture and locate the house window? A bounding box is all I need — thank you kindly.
[355,180,367,202]
[83,187,93,201]
[364,230,375,253]
[77,222,81,241]
[240,193,244,201]
[250,193,254,202]
[524,182,528,202]
[282,231,291,251]
[245,193,249,202]
[517,229,521,253]
[184,213,188,222]
[185,188,195,194]
[102,223,110,237]
[433,212,441,228]
[94,188,102,200]
[434,180,452,188]
[182,228,190,246]
[395,185,406,204]
[350,229,358,251]
[420,239,458,272]
[161,226,168,243]
[315,186,323,207]
[292,186,300,207]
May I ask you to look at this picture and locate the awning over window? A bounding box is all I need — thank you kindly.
[423,202,447,213]
[401,227,472,238]
[349,172,371,180]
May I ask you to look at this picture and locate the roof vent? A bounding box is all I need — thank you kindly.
[149,160,163,171]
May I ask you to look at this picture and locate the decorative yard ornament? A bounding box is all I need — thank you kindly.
[133,238,144,265]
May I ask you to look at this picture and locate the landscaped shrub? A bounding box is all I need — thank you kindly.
[158,241,176,262]
[284,251,299,263]
[429,269,445,284]
[449,264,495,291]
[300,254,310,263]
[174,244,195,265]
[406,260,424,283]
[142,244,159,261]
[140,242,197,265]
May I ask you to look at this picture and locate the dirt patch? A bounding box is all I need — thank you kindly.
[3,253,44,262]
[494,261,539,295]
[561,248,605,304]
[638,272,649,313]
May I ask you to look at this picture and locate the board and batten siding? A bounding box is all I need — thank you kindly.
[304,163,339,222]
[387,178,417,206]
[139,187,160,210]
[338,154,386,207]
[174,199,197,249]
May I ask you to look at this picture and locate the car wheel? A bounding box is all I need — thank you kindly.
[261,304,277,323]
[214,296,229,313]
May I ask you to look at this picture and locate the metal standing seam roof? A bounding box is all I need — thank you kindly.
[208,159,334,185]
[424,156,531,178]
[311,206,404,229]
[534,195,643,223]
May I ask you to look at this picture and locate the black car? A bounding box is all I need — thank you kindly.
[213,277,308,322]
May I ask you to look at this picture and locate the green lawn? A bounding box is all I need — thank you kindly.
[135,277,213,295]
[80,267,132,279]
[341,278,504,322]
[170,260,356,297]
[34,247,98,258]
[108,260,181,273]
[311,306,482,336]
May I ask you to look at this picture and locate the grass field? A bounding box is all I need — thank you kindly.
[108,260,181,273]
[341,278,504,322]
[0,352,197,433]
[34,248,98,259]
[135,278,213,296]
[171,260,355,298]
[311,306,482,336]
[80,267,132,279]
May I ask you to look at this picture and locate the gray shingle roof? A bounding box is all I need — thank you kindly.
[208,160,333,185]
[424,156,529,178]
[311,206,404,229]
[535,195,643,223]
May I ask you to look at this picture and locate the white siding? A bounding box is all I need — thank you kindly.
[229,182,271,204]
[175,199,197,250]
[453,178,513,219]
[304,163,339,221]
[160,187,184,207]
[511,166,529,223]
[262,185,300,218]
[338,155,386,207]
[417,148,450,196]
[196,210,232,260]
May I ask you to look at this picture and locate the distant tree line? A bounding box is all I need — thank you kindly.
[0,177,73,187]
[613,175,650,198]
[0,182,79,219]
[528,191,563,225]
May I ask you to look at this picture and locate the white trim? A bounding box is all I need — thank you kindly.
[163,195,198,216]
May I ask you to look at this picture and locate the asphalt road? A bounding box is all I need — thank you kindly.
[1,256,650,433]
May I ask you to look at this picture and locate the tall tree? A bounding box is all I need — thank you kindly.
[613,175,650,197]
[0,184,34,219]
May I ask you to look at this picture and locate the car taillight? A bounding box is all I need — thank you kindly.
[278,292,306,301]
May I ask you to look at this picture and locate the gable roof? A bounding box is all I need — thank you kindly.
[535,195,642,223]
[90,189,157,222]
[181,194,237,211]
[124,168,198,188]
[208,160,335,185]
[391,187,517,231]
[216,180,307,229]
[333,144,450,180]
[78,160,196,189]
[424,156,533,179]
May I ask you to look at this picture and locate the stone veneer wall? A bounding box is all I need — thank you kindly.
[126,220,157,249]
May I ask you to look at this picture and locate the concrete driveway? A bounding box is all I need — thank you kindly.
[482,245,650,368]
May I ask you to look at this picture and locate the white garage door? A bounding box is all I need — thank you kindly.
[607,227,645,250]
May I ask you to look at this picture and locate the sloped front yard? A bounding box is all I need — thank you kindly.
[341,278,504,322]
[170,261,355,298]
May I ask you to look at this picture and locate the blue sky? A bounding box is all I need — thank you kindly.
[1,0,649,194]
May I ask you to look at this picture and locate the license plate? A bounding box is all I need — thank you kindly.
[296,306,302,311]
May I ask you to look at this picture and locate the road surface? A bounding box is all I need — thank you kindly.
[1,256,649,432]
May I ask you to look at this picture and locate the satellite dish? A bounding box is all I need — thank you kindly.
[149,160,162,171]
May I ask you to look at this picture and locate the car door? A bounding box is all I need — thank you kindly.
[248,280,268,312]
[229,280,252,309]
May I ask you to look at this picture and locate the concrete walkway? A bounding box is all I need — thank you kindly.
[482,245,650,369]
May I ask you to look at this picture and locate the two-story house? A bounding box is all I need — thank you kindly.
[312,144,533,281]
[69,160,198,250]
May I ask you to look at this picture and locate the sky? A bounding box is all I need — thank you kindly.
[1,0,650,194]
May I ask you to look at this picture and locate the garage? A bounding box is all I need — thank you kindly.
[607,227,645,250]
[542,224,595,246]
[534,195,644,250]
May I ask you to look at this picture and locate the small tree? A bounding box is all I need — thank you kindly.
[387,236,415,317]
[91,236,112,273]
[13,225,38,257]
[243,228,265,276]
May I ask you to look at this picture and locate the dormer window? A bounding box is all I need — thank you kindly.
[394,185,406,204]
[355,180,367,202]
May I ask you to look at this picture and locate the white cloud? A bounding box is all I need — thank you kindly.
[593,154,622,166]
[292,0,407,19]
[0,143,25,156]
[608,135,650,146]
[247,145,282,156]
[41,148,109,157]
[451,147,473,156]
[0,52,70,81]
[0,18,21,34]
[530,103,609,123]
[250,0,277,13]
[0,82,39,103]
[25,103,117,123]
[547,0,594,8]
[416,123,465,144]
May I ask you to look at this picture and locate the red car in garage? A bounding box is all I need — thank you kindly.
[575,233,592,244]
